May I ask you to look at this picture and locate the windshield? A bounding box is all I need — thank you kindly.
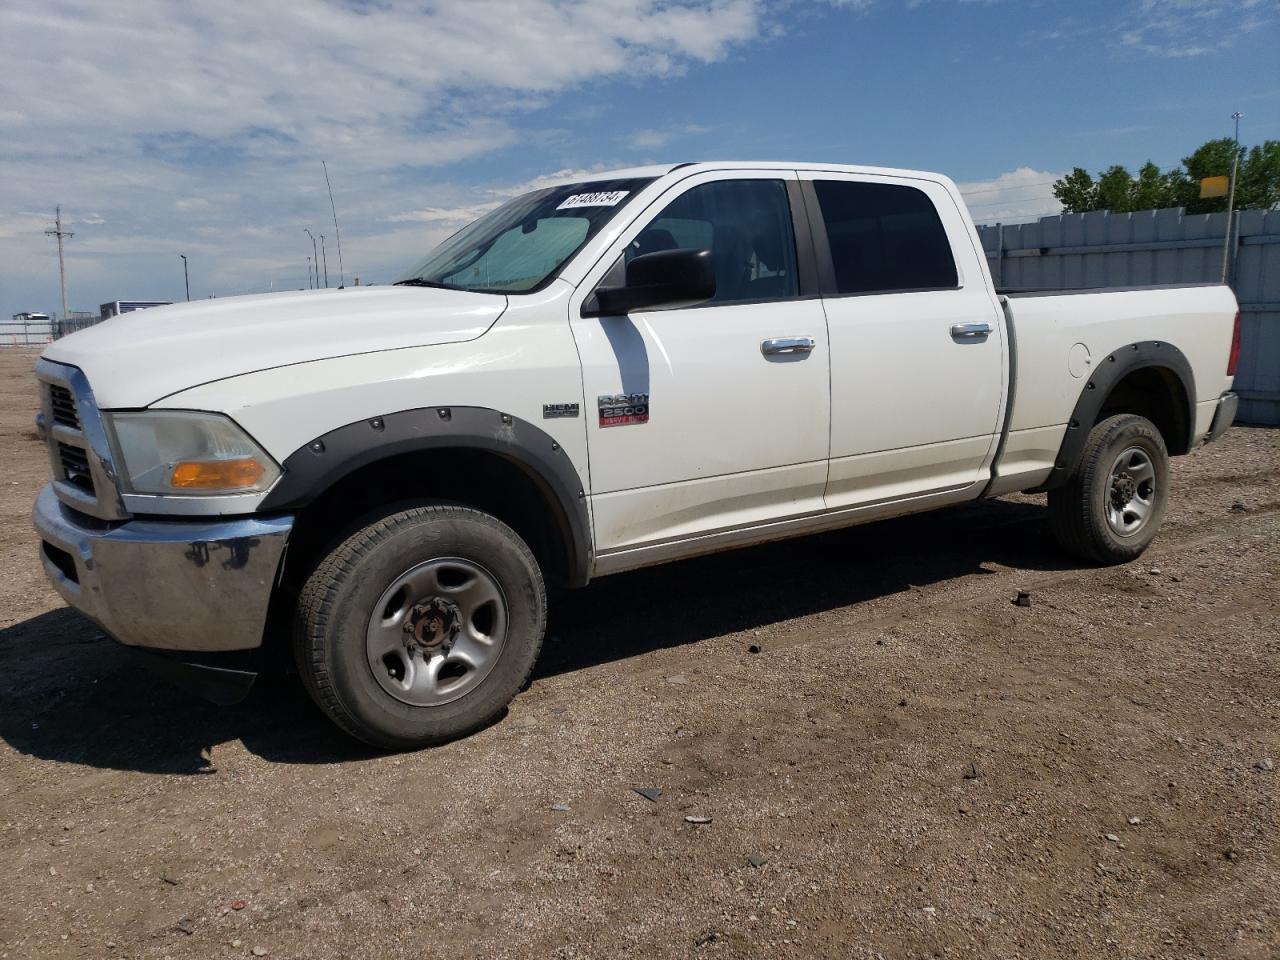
[396,177,654,294]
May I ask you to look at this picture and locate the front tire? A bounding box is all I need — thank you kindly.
[1047,414,1169,565]
[295,504,546,749]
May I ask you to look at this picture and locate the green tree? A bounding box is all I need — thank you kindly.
[1132,161,1169,210]
[1049,137,1280,214]
[1053,167,1098,213]
[1181,138,1241,214]
[1238,141,1280,210]
[1097,165,1136,212]
[1160,166,1197,211]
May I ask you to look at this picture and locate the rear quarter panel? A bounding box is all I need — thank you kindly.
[990,284,1237,493]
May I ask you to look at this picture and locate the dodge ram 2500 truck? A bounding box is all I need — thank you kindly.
[32,162,1241,748]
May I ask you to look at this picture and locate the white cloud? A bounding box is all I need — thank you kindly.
[0,213,51,241]
[0,0,765,313]
[383,165,627,227]
[957,167,1064,225]
[496,167,617,195]
[1119,0,1272,57]
[385,205,500,225]
[3,2,762,149]
[626,123,710,150]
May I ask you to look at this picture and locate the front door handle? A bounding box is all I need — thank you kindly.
[761,336,816,357]
[950,322,993,341]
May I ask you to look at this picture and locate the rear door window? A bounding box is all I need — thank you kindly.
[812,181,958,295]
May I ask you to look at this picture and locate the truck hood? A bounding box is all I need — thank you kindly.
[42,285,507,408]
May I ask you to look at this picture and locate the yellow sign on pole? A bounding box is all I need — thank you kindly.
[1199,175,1230,199]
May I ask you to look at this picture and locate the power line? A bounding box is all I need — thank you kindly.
[965,192,1059,210]
[959,177,1059,199]
[44,205,73,320]
[962,143,1254,209]
[973,215,1051,226]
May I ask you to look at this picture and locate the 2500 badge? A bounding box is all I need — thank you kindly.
[598,393,649,428]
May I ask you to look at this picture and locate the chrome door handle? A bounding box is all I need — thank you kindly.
[950,322,993,341]
[761,336,816,357]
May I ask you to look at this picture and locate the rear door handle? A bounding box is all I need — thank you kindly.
[761,336,816,357]
[950,322,993,341]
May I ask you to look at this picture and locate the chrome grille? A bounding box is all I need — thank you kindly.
[48,384,79,429]
[35,359,128,521]
[56,441,94,493]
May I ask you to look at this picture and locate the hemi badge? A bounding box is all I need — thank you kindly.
[543,403,580,419]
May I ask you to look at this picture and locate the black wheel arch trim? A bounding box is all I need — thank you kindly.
[1034,340,1196,493]
[257,406,592,586]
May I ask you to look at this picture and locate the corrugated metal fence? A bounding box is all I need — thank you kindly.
[976,207,1280,425]
[1,315,102,347]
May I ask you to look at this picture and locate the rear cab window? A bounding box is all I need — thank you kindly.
[810,180,958,295]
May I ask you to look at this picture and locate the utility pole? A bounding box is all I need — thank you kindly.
[320,234,329,288]
[44,205,73,321]
[179,254,190,301]
[303,228,319,290]
[322,160,345,286]
[1221,111,1243,284]
[307,256,313,289]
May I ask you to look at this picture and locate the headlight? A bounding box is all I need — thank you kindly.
[104,411,281,496]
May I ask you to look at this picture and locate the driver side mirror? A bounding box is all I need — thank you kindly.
[582,248,716,317]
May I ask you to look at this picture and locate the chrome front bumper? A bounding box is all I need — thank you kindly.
[33,484,293,652]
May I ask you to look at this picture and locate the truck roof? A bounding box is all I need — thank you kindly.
[564,161,952,186]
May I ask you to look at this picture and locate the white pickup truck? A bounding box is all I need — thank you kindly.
[32,162,1241,748]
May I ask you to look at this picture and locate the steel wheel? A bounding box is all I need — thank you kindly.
[1048,414,1169,565]
[1105,446,1157,537]
[366,557,508,707]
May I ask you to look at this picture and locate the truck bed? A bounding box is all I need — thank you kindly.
[985,283,1238,496]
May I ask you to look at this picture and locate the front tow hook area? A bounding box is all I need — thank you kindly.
[129,648,259,706]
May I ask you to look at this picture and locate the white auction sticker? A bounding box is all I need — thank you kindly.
[557,190,629,210]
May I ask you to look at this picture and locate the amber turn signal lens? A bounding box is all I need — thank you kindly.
[169,457,265,490]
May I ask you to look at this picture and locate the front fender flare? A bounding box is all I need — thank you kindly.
[257,406,591,586]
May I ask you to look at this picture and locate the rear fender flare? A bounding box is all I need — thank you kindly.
[1036,340,1195,492]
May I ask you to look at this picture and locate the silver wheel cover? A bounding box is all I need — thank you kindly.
[1105,446,1157,538]
[365,557,509,707]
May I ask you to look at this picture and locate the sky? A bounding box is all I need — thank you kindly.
[2,0,1278,321]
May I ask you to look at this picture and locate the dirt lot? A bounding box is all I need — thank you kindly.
[0,347,1276,960]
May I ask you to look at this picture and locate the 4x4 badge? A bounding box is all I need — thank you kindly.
[598,393,649,427]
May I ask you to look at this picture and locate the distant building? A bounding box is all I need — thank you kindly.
[99,300,171,320]
[12,311,52,325]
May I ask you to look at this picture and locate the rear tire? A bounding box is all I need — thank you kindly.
[1047,414,1169,565]
[295,503,546,750]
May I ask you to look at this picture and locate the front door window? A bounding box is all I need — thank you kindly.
[630,179,799,304]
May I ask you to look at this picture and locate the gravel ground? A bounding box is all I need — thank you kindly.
[0,347,1276,960]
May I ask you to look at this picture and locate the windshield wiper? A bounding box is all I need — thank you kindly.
[395,278,459,290]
